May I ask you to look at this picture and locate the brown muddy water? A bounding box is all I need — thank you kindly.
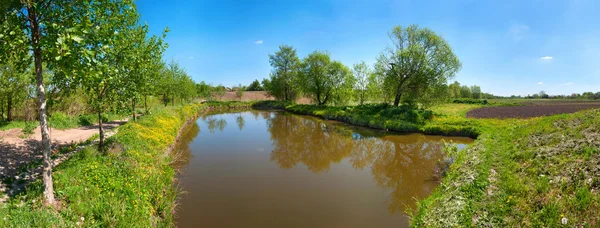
[172,111,473,228]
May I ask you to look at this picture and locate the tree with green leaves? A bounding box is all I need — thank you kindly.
[214,84,226,100]
[459,85,471,98]
[470,85,482,99]
[127,26,168,118]
[297,51,354,105]
[196,81,214,101]
[235,83,245,100]
[1,0,69,206]
[376,25,461,106]
[246,79,263,91]
[265,45,301,101]
[157,60,194,106]
[448,81,461,98]
[0,61,31,121]
[353,61,373,105]
[0,11,31,121]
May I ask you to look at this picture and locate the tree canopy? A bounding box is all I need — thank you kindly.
[264,45,301,102]
[376,25,461,106]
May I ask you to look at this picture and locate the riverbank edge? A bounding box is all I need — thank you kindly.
[113,101,254,226]
[251,101,600,226]
[0,101,253,227]
[251,100,482,138]
[250,101,491,225]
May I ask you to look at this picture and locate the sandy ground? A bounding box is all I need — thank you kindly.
[215,91,312,104]
[0,120,127,180]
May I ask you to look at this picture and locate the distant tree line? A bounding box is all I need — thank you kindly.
[490,91,600,100]
[258,25,462,106]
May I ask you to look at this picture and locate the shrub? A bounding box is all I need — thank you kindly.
[452,98,488,105]
[251,100,292,110]
[49,112,77,129]
[22,122,37,135]
[78,114,97,126]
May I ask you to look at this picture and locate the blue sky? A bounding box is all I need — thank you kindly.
[136,0,599,96]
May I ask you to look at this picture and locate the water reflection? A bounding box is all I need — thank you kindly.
[175,111,473,227]
[267,113,353,172]
[204,117,228,133]
[266,113,465,213]
[171,121,200,171]
[236,114,245,131]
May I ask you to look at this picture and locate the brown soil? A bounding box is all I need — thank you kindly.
[214,91,312,104]
[0,119,127,179]
[467,103,600,119]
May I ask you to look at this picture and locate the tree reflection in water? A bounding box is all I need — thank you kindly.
[171,121,200,171]
[204,115,229,133]
[236,114,245,131]
[267,112,465,214]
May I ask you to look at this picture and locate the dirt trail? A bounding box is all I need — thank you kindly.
[0,119,128,180]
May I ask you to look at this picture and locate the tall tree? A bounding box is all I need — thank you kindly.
[448,81,461,98]
[298,51,354,105]
[246,79,263,91]
[0,11,31,121]
[376,25,461,106]
[67,0,141,150]
[459,85,471,98]
[266,45,300,101]
[0,0,66,206]
[353,61,373,105]
[470,85,482,99]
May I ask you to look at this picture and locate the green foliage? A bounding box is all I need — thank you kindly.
[214,84,227,100]
[22,121,37,135]
[49,112,77,129]
[0,120,36,131]
[265,45,301,101]
[413,108,600,227]
[353,61,374,105]
[254,101,479,138]
[452,98,489,105]
[246,79,263,91]
[235,83,244,100]
[297,51,355,105]
[376,25,461,106]
[0,102,253,227]
[251,100,293,110]
[196,81,214,100]
[573,187,593,211]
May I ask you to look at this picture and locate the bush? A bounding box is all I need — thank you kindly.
[22,122,37,135]
[49,112,77,129]
[251,100,292,110]
[452,98,488,105]
[78,114,97,126]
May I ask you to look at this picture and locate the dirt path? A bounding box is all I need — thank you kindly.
[0,119,128,180]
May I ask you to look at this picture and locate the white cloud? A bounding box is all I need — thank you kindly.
[565,82,575,86]
[188,56,194,60]
[255,40,263,44]
[509,24,529,41]
[540,56,553,60]
[537,82,543,85]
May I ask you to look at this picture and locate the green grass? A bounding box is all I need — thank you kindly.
[0,120,38,131]
[411,108,600,227]
[253,100,481,138]
[48,112,129,130]
[0,101,253,227]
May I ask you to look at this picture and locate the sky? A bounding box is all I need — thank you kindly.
[136,0,600,96]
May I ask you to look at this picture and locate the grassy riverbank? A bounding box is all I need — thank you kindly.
[253,101,484,138]
[254,100,600,227]
[0,101,252,227]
